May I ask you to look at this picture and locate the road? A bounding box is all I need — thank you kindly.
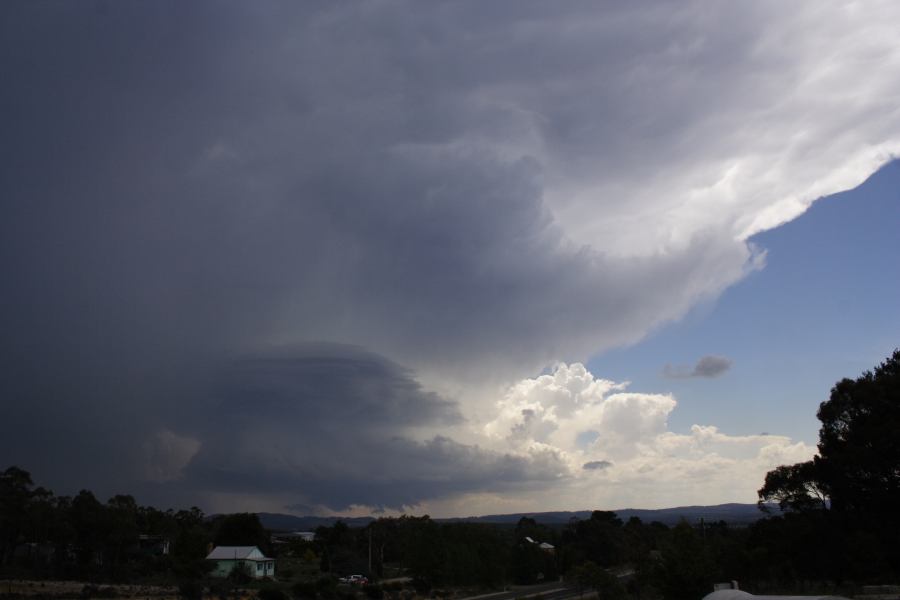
[460,568,633,600]
[461,581,592,600]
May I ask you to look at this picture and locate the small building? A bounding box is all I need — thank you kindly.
[206,546,276,579]
[703,590,851,600]
[139,534,171,556]
[523,536,555,553]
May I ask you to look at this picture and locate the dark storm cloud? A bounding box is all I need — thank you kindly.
[3,1,893,511]
[179,344,567,510]
[0,0,753,508]
[0,1,754,390]
[664,355,733,379]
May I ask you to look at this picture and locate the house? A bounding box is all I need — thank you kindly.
[524,536,555,553]
[206,546,276,579]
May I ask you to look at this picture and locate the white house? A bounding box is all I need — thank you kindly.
[206,546,276,579]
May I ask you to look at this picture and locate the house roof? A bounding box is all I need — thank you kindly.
[206,546,270,560]
[702,592,850,600]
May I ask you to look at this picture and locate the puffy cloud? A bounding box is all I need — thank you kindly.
[664,355,733,378]
[481,363,816,510]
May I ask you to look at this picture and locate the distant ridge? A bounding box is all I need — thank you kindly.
[258,502,775,531]
[257,513,375,531]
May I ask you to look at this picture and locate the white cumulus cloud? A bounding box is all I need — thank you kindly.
[479,363,816,511]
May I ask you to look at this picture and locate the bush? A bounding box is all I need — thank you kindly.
[364,584,383,600]
[411,578,431,595]
[292,581,318,600]
[179,581,204,600]
[209,580,232,600]
[258,589,288,600]
[81,586,117,599]
[229,564,252,585]
[316,576,338,599]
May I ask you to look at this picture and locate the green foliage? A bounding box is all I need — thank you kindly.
[292,581,318,600]
[410,577,431,595]
[760,349,900,516]
[756,349,900,579]
[560,510,624,572]
[178,580,205,600]
[229,563,253,585]
[653,521,714,600]
[758,461,827,512]
[316,575,338,599]
[214,513,270,552]
[258,588,289,600]
[317,521,365,576]
[80,585,117,599]
[816,349,900,514]
[570,561,625,600]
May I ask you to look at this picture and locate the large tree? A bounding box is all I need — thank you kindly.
[816,349,900,513]
[759,349,900,515]
[757,460,828,512]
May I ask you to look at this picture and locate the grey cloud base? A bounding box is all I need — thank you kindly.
[179,345,568,510]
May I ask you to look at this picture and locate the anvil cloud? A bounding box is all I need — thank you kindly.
[1,1,898,514]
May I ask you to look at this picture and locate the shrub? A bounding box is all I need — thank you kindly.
[292,581,318,600]
[411,578,431,596]
[258,588,288,600]
[316,576,338,599]
[81,586,117,599]
[178,581,204,600]
[364,584,383,600]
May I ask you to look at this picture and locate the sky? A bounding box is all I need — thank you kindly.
[1,1,898,518]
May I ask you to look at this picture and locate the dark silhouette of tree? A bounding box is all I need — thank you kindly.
[571,561,625,600]
[560,510,624,572]
[816,349,900,514]
[0,467,38,565]
[397,515,443,584]
[69,490,109,576]
[212,512,269,552]
[758,461,828,512]
[760,349,900,515]
[757,349,900,579]
[105,495,139,579]
[653,520,713,600]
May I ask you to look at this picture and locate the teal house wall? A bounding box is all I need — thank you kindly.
[206,546,275,579]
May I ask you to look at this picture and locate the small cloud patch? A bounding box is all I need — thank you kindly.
[664,355,732,379]
[583,460,613,471]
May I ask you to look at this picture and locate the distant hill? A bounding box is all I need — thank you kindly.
[258,502,775,531]
[257,513,374,531]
